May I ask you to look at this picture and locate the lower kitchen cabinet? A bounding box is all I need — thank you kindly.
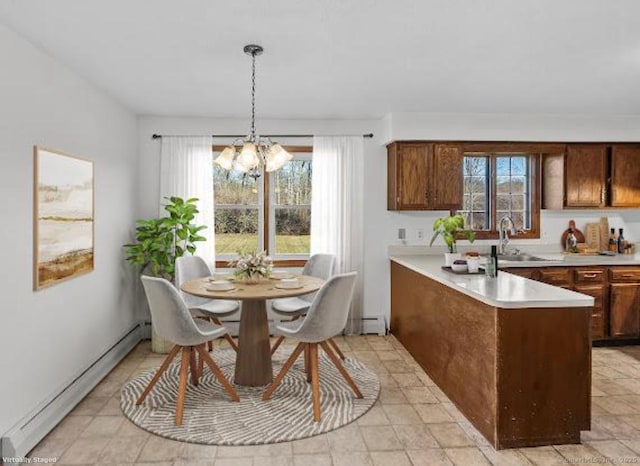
[505,265,640,344]
[609,283,640,338]
[574,284,608,340]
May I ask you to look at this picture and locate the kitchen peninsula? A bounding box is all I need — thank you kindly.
[390,255,595,449]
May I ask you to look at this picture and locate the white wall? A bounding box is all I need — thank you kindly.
[138,113,640,329]
[0,24,139,436]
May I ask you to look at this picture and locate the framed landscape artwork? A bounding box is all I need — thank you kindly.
[34,146,94,290]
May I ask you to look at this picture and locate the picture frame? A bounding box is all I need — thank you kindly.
[33,146,95,290]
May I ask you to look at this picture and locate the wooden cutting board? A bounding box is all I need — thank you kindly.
[561,219,585,250]
[599,217,609,252]
[585,223,601,250]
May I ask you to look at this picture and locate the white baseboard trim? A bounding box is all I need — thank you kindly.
[1,323,142,459]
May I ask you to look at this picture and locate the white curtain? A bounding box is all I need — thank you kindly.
[159,137,215,267]
[311,136,364,335]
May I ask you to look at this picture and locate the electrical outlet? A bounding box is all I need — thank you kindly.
[417,228,424,241]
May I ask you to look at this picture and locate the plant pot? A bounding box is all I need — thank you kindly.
[152,326,174,354]
[444,252,461,266]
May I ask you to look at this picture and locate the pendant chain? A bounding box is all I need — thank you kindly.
[250,52,256,140]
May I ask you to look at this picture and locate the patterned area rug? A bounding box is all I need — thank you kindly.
[120,347,380,445]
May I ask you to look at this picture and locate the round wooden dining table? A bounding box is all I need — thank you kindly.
[180,275,324,387]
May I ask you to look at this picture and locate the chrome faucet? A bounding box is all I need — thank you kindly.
[498,215,518,255]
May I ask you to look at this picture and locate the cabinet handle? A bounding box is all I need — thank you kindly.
[583,273,598,278]
[622,274,635,278]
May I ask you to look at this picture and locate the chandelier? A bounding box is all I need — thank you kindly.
[214,44,292,179]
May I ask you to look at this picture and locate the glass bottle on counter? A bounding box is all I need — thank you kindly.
[609,228,617,252]
[485,245,498,278]
[565,228,578,253]
[618,228,626,254]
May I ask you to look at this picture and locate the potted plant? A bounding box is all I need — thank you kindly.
[430,214,476,266]
[124,196,207,352]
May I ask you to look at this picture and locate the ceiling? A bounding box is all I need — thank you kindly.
[1,0,639,119]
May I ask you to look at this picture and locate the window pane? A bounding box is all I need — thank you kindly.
[272,158,312,256]
[214,168,259,205]
[472,194,486,210]
[510,157,527,175]
[496,176,511,194]
[511,195,525,210]
[471,213,488,230]
[510,176,525,194]
[461,156,489,231]
[273,160,312,206]
[464,157,487,177]
[497,194,511,210]
[496,157,510,176]
[275,207,310,255]
[511,212,524,230]
[214,208,259,255]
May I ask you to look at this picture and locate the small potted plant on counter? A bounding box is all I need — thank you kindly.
[430,214,476,266]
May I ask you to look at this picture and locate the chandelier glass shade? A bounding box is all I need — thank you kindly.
[214,45,292,178]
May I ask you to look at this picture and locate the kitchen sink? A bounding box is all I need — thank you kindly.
[497,254,550,262]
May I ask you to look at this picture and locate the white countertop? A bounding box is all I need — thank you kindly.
[390,255,595,309]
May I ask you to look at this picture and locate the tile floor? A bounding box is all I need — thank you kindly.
[26,336,640,465]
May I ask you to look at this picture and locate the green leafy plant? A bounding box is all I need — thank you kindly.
[124,197,207,280]
[429,214,476,253]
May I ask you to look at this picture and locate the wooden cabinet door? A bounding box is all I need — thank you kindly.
[503,268,539,280]
[390,143,432,210]
[611,144,640,207]
[538,268,573,288]
[609,283,640,337]
[574,284,608,340]
[564,144,607,208]
[431,144,463,210]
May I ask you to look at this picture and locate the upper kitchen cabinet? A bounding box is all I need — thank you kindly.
[611,144,640,207]
[387,142,463,211]
[564,144,607,208]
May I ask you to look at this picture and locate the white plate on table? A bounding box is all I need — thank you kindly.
[275,283,304,290]
[206,281,235,292]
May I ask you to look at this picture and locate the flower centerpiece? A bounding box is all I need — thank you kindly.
[229,250,273,284]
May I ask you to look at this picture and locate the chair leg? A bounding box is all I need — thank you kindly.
[304,345,311,383]
[270,336,285,355]
[320,341,363,399]
[309,343,321,422]
[195,345,240,402]
[197,343,204,378]
[136,345,181,405]
[263,342,305,401]
[175,347,191,426]
[328,337,346,360]
[189,346,199,386]
[212,316,239,352]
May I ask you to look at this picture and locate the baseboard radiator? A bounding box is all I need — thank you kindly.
[1,323,142,459]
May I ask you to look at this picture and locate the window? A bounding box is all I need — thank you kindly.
[459,152,540,239]
[214,148,312,263]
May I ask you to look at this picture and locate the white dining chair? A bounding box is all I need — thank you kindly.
[175,255,239,352]
[263,272,362,422]
[270,254,345,360]
[139,276,240,426]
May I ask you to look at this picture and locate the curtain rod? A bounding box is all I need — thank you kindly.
[151,133,374,139]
